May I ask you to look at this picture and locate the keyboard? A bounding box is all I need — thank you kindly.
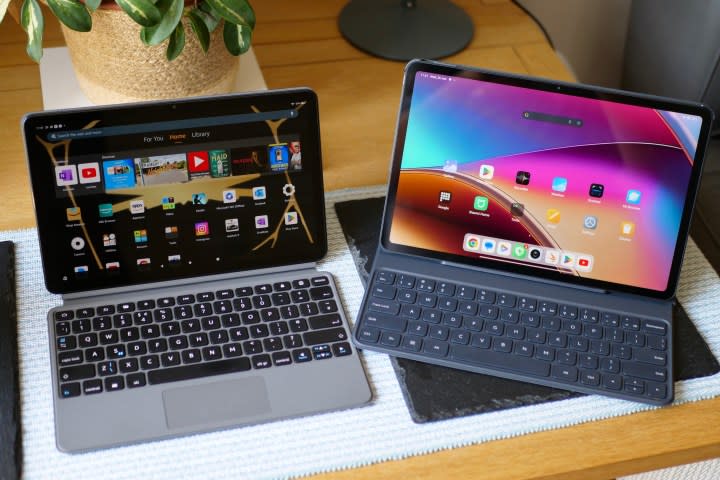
[354,269,673,405]
[52,274,353,398]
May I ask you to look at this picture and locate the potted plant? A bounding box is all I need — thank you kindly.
[1,0,255,103]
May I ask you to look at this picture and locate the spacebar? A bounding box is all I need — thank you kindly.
[147,358,252,385]
[450,346,550,377]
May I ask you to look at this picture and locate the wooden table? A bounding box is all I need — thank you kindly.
[2,1,719,478]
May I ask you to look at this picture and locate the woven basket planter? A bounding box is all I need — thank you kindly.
[61,7,239,104]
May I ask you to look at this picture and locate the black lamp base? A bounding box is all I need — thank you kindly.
[338,0,474,61]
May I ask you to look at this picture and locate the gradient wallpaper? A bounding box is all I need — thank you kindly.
[389,72,703,292]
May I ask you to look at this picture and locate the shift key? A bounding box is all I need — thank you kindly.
[363,311,406,332]
[58,364,95,382]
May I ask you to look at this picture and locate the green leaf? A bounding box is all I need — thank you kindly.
[194,4,219,33]
[85,0,101,12]
[223,20,251,56]
[20,0,44,62]
[0,0,12,25]
[114,0,160,26]
[166,22,185,60]
[46,0,91,32]
[139,0,183,45]
[205,0,254,29]
[187,9,210,52]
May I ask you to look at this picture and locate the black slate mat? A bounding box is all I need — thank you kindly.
[0,241,20,479]
[335,197,720,423]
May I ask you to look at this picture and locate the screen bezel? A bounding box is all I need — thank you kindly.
[381,60,714,300]
[24,89,327,294]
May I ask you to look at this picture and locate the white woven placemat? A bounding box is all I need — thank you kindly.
[4,185,720,480]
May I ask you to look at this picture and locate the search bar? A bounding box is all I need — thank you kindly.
[47,109,297,141]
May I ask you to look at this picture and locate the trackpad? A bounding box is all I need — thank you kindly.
[163,376,271,429]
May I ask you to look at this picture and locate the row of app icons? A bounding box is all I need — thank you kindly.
[442,191,637,236]
[73,254,183,276]
[69,212,300,251]
[466,164,642,203]
[462,234,594,272]
[54,142,302,191]
[65,184,295,221]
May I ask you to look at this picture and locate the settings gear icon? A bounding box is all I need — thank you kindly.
[282,183,296,197]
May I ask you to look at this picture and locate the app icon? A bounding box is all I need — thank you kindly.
[209,150,231,177]
[191,192,208,205]
[552,177,568,193]
[194,221,210,236]
[464,235,480,251]
[74,265,89,277]
[78,163,101,184]
[255,215,269,229]
[512,243,527,259]
[168,254,181,266]
[66,207,82,222]
[561,252,576,267]
[98,203,113,218]
[481,238,496,253]
[479,164,494,180]
[511,203,525,217]
[576,255,593,272]
[70,237,85,251]
[282,183,296,197]
[162,196,175,210]
[133,229,148,244]
[223,189,237,203]
[528,246,543,261]
[544,249,560,265]
[589,183,604,198]
[136,258,151,271]
[626,189,642,205]
[164,226,179,239]
[253,186,267,200]
[473,196,488,211]
[497,241,512,256]
[439,191,452,203]
[285,212,299,225]
[516,171,531,185]
[187,151,210,173]
[55,165,78,186]
[583,215,598,229]
[620,221,635,237]
[546,208,561,223]
[105,261,120,271]
[225,218,239,232]
[130,199,145,214]
[103,159,135,190]
[102,233,116,247]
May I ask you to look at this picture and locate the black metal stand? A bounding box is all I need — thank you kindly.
[338,0,474,61]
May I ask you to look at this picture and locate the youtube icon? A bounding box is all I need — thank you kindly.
[188,151,210,174]
[78,162,100,184]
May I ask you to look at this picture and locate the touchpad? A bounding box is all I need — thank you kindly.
[163,376,271,429]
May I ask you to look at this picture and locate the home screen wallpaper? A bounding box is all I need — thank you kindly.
[389,72,704,292]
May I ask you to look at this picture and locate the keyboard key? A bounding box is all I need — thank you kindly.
[222,343,243,358]
[270,321,290,336]
[429,325,449,341]
[137,299,156,310]
[558,350,576,365]
[363,311,406,332]
[197,292,215,302]
[623,362,667,382]
[514,341,533,357]
[210,330,230,345]
[442,313,463,328]
[310,286,334,301]
[539,302,558,316]
[438,297,458,311]
[254,284,272,294]
[83,379,103,395]
[421,309,441,324]
[59,364,95,382]
[148,358,252,385]
[127,373,147,388]
[535,347,555,362]
[252,354,272,368]
[367,299,400,315]
[272,351,293,366]
[400,304,421,319]
[380,332,401,347]
[333,342,352,357]
[98,305,115,315]
[476,289,495,304]
[243,340,263,355]
[397,274,415,288]
[450,329,470,345]
[471,333,491,349]
[283,334,303,349]
[216,289,234,299]
[105,376,125,392]
[161,352,181,367]
[57,336,76,351]
[55,310,74,321]
[309,313,342,330]
[551,365,578,382]
[450,345,550,377]
[98,361,117,376]
[601,312,619,327]
[492,338,512,353]
[517,297,537,312]
[182,349,202,364]
[60,382,81,398]
[289,318,309,332]
[250,325,270,339]
[600,357,620,373]
[633,349,667,366]
[423,339,449,357]
[437,282,456,296]
[558,305,577,320]
[647,382,667,399]
[621,316,641,331]
[579,308,598,323]
[401,337,422,352]
[117,302,136,313]
[58,351,83,366]
[119,358,139,373]
[647,335,667,351]
[311,276,330,287]
[497,293,515,307]
[262,337,283,352]
[107,344,127,359]
[375,271,396,285]
[580,370,600,386]
[304,327,349,345]
[78,333,98,348]
[603,374,623,390]
[293,348,312,363]
[642,319,667,335]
